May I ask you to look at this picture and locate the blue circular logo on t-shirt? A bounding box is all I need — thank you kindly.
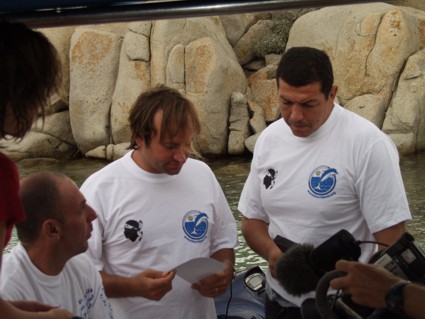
[182,210,209,242]
[308,165,338,197]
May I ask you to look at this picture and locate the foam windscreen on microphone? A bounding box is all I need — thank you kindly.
[275,244,320,297]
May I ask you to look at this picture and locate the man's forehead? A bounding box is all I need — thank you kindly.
[279,81,324,99]
[160,129,193,144]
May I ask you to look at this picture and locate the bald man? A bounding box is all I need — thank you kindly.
[0,172,114,319]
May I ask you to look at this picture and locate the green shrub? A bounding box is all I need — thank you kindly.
[254,8,317,58]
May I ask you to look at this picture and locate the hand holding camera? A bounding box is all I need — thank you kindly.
[331,260,401,308]
[274,230,425,319]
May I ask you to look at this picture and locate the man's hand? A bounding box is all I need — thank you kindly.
[9,300,57,312]
[191,263,234,297]
[3,300,74,319]
[330,260,400,308]
[45,308,75,319]
[132,269,175,300]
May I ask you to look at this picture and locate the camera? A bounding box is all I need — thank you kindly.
[320,232,425,319]
[372,232,425,283]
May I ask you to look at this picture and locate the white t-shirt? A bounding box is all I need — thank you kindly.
[80,152,238,319]
[0,243,114,319]
[238,103,411,306]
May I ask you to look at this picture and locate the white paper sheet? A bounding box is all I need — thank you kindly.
[175,257,226,284]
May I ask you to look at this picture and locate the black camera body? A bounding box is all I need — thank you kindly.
[333,232,425,319]
[275,230,425,319]
[372,232,425,283]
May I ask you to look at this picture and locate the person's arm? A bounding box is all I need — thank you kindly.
[8,300,60,312]
[402,283,425,319]
[373,222,406,250]
[191,248,235,297]
[0,299,74,319]
[99,269,175,300]
[241,217,282,278]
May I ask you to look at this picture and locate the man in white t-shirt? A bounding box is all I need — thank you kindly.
[0,172,114,319]
[80,85,238,319]
[238,46,411,319]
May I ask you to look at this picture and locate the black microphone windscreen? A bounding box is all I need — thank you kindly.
[276,244,320,297]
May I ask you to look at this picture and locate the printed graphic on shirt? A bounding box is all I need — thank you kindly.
[124,219,144,242]
[99,287,115,319]
[182,210,209,243]
[263,168,278,189]
[308,165,338,199]
[77,288,94,319]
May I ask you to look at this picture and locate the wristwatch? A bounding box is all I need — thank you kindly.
[385,280,410,315]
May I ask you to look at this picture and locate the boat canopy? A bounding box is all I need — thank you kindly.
[0,0,398,28]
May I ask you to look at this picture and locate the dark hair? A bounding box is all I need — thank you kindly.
[128,85,201,151]
[275,46,334,97]
[0,20,62,138]
[17,172,66,243]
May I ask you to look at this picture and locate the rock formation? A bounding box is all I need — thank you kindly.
[3,3,425,160]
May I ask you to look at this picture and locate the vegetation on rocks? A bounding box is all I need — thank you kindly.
[253,8,316,58]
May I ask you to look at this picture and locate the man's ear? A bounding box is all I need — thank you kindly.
[328,85,338,102]
[135,136,145,149]
[42,219,61,238]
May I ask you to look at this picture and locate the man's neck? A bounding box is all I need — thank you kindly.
[23,242,67,276]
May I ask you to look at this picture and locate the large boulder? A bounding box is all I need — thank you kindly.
[5,4,425,160]
[150,17,247,155]
[228,92,250,155]
[39,26,75,110]
[0,111,78,161]
[111,22,152,144]
[219,13,262,47]
[285,3,425,153]
[247,63,280,123]
[69,26,123,154]
[383,49,425,153]
[233,19,274,66]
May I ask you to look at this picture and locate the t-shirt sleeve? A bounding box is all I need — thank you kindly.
[211,180,238,254]
[237,144,270,223]
[356,137,411,233]
[80,177,105,271]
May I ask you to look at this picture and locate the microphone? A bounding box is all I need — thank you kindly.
[276,243,319,296]
[275,229,361,296]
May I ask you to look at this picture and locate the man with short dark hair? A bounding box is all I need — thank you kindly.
[238,46,411,319]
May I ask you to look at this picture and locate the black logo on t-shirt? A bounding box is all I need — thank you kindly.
[124,219,144,242]
[263,168,278,189]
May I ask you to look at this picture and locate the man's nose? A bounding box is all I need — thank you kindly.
[174,146,189,162]
[289,104,304,122]
[87,205,97,221]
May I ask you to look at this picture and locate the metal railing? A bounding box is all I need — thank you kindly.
[0,0,402,28]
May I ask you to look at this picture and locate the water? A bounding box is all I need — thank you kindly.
[5,152,425,271]
[399,153,425,241]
